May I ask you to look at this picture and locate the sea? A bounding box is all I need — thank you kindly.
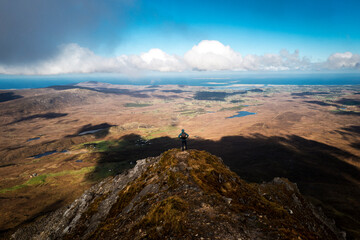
[0,73,359,89]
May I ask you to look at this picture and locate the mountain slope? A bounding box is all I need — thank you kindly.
[0,88,104,117]
[12,149,345,240]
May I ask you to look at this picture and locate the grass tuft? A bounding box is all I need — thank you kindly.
[137,196,188,237]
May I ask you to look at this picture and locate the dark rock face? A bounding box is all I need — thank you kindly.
[12,149,345,240]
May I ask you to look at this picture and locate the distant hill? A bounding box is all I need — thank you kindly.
[0,88,103,118]
[12,149,344,240]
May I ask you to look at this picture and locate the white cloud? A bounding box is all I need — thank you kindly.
[242,49,310,71]
[0,45,185,75]
[326,52,360,69]
[0,44,129,75]
[40,44,125,74]
[184,40,243,71]
[126,48,186,72]
[183,41,311,71]
[243,54,284,71]
[0,40,359,75]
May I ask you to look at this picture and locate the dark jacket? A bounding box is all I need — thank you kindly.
[178,131,189,142]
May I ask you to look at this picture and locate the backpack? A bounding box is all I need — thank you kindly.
[180,132,187,139]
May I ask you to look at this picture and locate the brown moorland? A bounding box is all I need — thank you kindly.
[0,82,359,239]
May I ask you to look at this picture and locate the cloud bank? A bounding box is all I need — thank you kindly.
[0,40,359,75]
[0,0,138,65]
[326,52,360,70]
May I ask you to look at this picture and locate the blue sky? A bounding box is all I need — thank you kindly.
[115,0,360,58]
[0,0,359,75]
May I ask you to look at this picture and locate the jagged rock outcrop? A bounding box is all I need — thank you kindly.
[12,149,345,240]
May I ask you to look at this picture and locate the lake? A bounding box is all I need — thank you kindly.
[227,111,256,118]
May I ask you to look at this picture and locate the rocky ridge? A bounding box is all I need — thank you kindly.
[12,149,345,240]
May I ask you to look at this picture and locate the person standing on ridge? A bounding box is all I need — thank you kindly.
[178,129,189,151]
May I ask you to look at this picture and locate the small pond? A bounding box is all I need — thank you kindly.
[78,128,105,136]
[227,111,256,118]
[31,150,67,159]
[31,151,57,159]
[27,137,40,142]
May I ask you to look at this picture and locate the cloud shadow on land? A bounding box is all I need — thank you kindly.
[87,133,360,238]
[48,85,151,98]
[333,111,360,116]
[194,91,247,101]
[351,142,360,150]
[335,98,360,106]
[304,100,338,107]
[8,112,68,124]
[341,125,360,135]
[0,92,23,103]
[66,123,115,138]
[291,92,331,96]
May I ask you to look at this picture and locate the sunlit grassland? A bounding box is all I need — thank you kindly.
[0,167,95,193]
[0,160,132,194]
[140,126,178,140]
[74,139,132,152]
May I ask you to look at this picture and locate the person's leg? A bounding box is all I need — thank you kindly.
[181,141,185,151]
[184,140,187,150]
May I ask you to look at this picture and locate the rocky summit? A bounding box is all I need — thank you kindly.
[12,149,345,240]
